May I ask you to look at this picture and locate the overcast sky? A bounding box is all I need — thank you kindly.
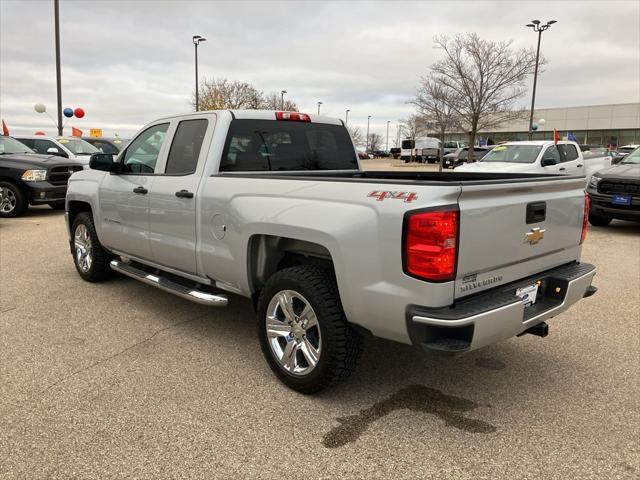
[1,0,639,139]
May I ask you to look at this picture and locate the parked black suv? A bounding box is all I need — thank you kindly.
[0,136,83,217]
[587,146,640,225]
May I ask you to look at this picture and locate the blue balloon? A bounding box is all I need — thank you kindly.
[532,123,539,131]
[63,107,74,118]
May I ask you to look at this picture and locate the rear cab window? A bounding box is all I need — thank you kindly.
[558,144,579,162]
[165,119,208,175]
[220,119,357,172]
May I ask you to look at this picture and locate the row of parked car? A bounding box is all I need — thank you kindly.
[0,134,128,217]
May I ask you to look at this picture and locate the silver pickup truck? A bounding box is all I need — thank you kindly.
[65,110,597,393]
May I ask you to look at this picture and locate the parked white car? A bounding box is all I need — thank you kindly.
[13,135,99,166]
[456,141,612,180]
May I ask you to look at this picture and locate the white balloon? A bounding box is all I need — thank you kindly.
[34,103,46,113]
[538,118,546,126]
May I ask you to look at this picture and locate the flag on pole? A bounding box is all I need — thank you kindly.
[553,128,560,145]
[71,126,83,137]
[1,119,9,136]
[567,132,578,142]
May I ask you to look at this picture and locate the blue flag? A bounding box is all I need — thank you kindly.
[567,132,578,142]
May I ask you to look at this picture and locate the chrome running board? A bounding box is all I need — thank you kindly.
[110,259,228,307]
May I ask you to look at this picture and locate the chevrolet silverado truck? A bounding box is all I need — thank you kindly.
[0,136,83,217]
[65,110,597,393]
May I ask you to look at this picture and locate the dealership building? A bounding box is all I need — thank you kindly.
[444,102,640,146]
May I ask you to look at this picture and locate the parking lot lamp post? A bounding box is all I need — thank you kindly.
[280,90,287,109]
[317,101,323,115]
[54,0,63,136]
[526,20,556,140]
[345,109,350,126]
[193,35,207,112]
[386,121,390,151]
[366,115,371,153]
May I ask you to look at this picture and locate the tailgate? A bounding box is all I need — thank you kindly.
[455,177,586,298]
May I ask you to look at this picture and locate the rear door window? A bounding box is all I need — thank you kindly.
[165,119,208,175]
[558,144,579,162]
[221,119,357,172]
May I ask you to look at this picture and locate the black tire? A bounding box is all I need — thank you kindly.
[257,265,362,394]
[0,181,28,218]
[71,212,112,282]
[588,212,612,227]
[48,203,66,210]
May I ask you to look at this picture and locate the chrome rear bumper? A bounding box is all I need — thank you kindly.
[407,262,597,353]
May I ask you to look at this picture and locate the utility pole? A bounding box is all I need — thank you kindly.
[345,109,350,126]
[193,35,207,111]
[366,115,371,153]
[280,90,287,109]
[386,121,390,151]
[317,101,323,115]
[526,19,556,140]
[54,0,62,136]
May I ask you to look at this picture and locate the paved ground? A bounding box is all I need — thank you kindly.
[1,206,638,479]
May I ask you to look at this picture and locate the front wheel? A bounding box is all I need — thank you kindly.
[71,212,112,282]
[0,181,28,218]
[588,212,611,227]
[257,265,362,394]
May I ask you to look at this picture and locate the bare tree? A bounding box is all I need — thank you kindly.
[193,77,263,110]
[430,33,540,156]
[367,133,385,153]
[399,114,427,162]
[261,91,299,111]
[412,75,462,171]
[348,126,365,149]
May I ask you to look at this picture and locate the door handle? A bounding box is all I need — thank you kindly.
[175,189,194,199]
[559,167,566,171]
[577,164,583,167]
[133,186,148,194]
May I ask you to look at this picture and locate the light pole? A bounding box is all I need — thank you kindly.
[317,101,323,115]
[193,35,207,111]
[366,115,371,153]
[54,0,62,136]
[386,121,390,151]
[526,19,556,140]
[280,90,287,109]
[345,109,350,126]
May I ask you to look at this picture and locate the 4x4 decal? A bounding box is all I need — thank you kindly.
[367,191,418,203]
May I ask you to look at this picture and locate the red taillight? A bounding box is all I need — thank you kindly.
[275,111,311,122]
[580,193,590,244]
[404,209,458,282]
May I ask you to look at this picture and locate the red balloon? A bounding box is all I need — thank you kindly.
[74,108,85,118]
[34,131,46,136]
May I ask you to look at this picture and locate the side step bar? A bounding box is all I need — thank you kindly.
[110,260,228,307]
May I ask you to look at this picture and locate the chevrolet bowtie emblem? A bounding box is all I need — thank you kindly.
[525,227,546,245]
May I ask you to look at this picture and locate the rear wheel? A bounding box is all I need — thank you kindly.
[588,212,611,227]
[71,212,112,282]
[257,265,362,394]
[0,181,27,218]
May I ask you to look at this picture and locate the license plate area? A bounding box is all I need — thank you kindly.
[611,195,631,206]
[515,282,539,307]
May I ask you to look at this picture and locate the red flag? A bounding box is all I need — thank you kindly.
[71,126,83,137]
[1,119,9,136]
[553,128,560,145]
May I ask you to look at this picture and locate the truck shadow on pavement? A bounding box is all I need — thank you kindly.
[322,384,496,448]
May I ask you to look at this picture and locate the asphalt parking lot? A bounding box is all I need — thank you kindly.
[1,207,638,479]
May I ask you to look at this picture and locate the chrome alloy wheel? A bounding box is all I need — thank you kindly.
[0,188,16,213]
[74,224,93,272]
[266,290,322,376]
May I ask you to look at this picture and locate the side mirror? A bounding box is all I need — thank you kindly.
[89,153,117,172]
[47,147,59,154]
[541,158,557,167]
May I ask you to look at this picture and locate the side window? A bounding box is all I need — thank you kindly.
[165,119,208,175]
[122,123,169,174]
[542,145,560,162]
[34,139,59,154]
[18,139,35,150]
[559,144,579,162]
